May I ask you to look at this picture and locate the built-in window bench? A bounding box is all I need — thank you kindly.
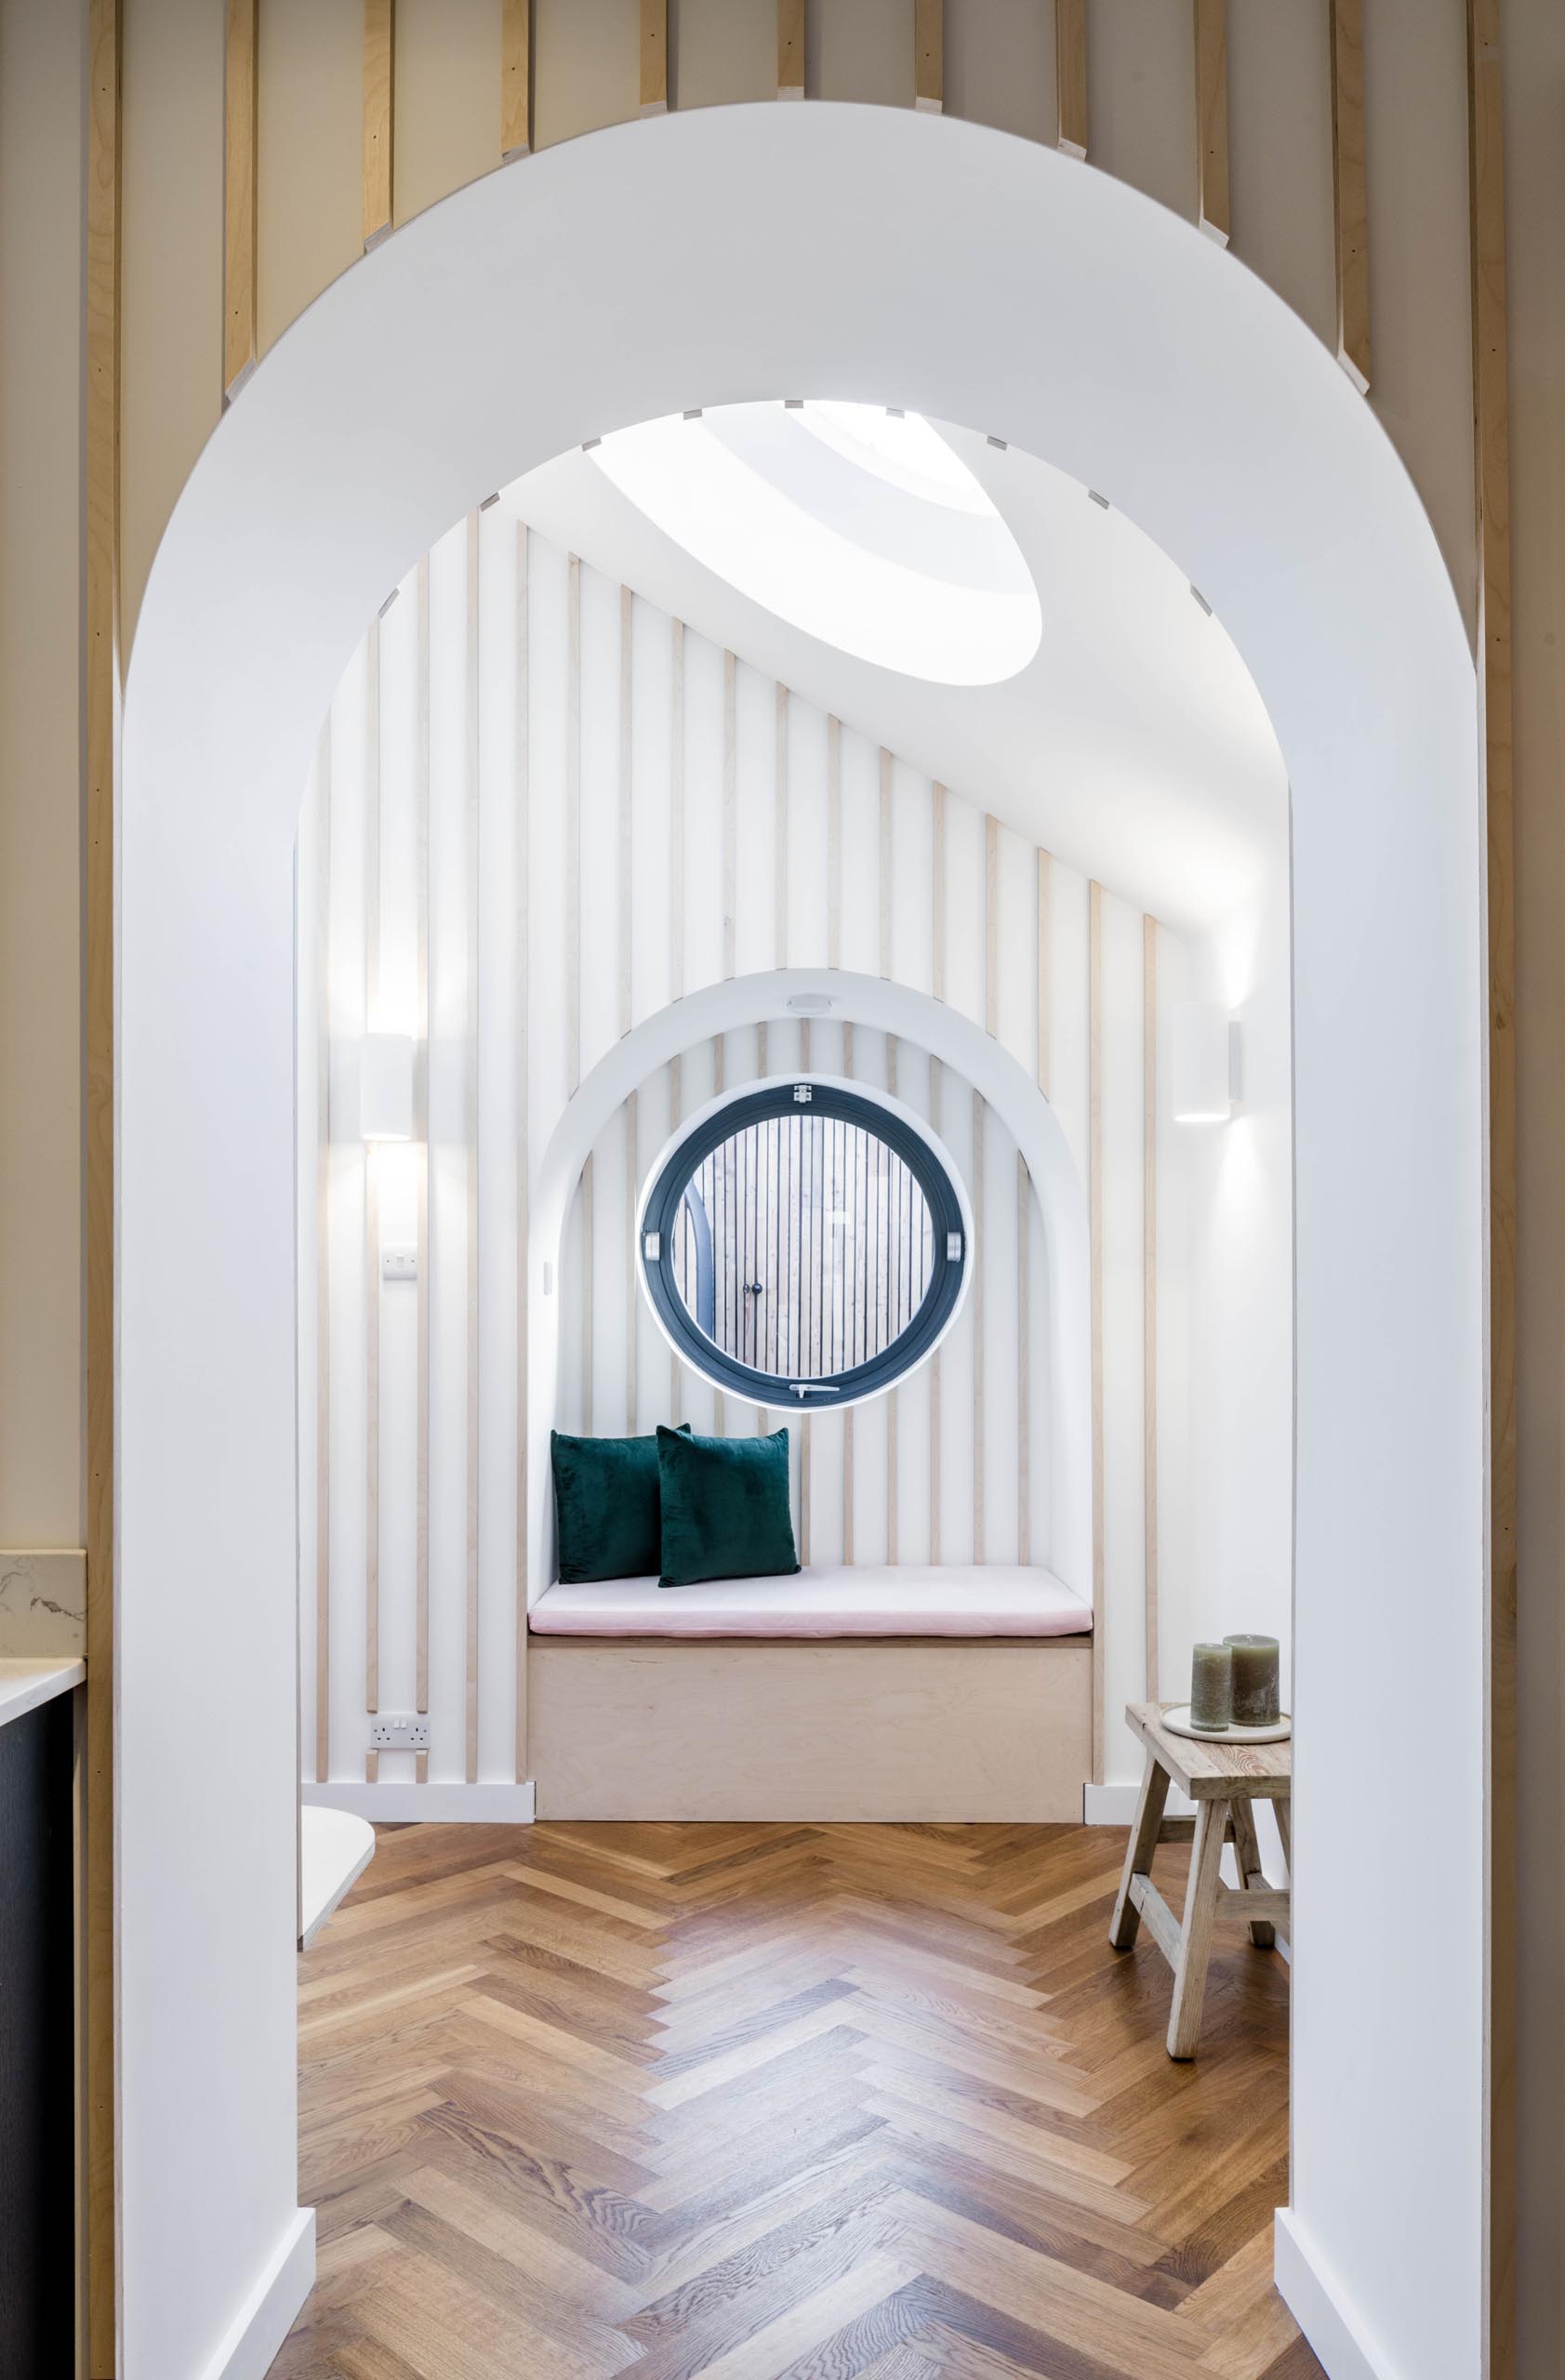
[526,1567,1093,1822]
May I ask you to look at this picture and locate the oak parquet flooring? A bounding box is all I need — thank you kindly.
[282,1823,1320,2378]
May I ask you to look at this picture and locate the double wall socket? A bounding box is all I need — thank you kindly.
[369,1712,430,1749]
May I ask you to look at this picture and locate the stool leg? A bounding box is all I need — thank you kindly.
[1109,1752,1171,1950]
[1229,1797,1276,1949]
[1167,1797,1228,2059]
[1274,1795,1292,1874]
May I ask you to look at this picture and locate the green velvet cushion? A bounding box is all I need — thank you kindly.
[656,1425,802,1589]
[551,1425,689,1582]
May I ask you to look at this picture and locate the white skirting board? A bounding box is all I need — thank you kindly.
[1273,2210,1395,2380]
[301,1779,536,1823]
[197,2206,314,2380]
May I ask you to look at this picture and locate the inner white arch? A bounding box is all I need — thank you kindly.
[119,99,1483,2380]
[591,398,1043,682]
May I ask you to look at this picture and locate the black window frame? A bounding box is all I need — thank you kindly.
[640,1080,968,1408]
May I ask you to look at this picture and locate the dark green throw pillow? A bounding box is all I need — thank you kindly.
[551,1425,690,1581]
[656,1425,801,1589]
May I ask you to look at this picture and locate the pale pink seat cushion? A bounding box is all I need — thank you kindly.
[528,1564,1092,1639]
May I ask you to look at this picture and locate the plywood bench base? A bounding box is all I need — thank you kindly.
[528,1637,1092,1821]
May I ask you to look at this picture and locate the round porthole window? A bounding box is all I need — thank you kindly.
[638,1080,970,1408]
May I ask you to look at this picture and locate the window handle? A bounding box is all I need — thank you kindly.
[789,1382,841,1397]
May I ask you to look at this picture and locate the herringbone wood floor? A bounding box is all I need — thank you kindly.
[278,1820,1320,2379]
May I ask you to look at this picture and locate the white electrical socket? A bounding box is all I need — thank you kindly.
[369,1713,430,1749]
[381,1246,418,1282]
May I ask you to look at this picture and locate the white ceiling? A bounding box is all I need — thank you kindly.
[502,409,1289,936]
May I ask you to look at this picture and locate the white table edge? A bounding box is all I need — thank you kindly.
[299,1804,377,1949]
[0,1656,86,1731]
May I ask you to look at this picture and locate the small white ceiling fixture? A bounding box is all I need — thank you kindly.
[589,400,1042,687]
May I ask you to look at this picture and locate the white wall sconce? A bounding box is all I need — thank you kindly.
[1171,1003,1240,1123]
[359,1033,415,1141]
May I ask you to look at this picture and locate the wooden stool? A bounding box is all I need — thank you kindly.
[1108,1699,1292,2059]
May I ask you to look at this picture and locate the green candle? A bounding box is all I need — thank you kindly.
[1189,1642,1234,1732]
[1224,1633,1280,1726]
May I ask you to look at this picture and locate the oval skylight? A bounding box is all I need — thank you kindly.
[590,401,1042,686]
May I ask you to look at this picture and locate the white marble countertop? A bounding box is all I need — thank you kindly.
[299,1805,376,1948]
[0,1655,86,1730]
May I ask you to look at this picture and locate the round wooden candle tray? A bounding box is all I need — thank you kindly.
[1160,1703,1292,1745]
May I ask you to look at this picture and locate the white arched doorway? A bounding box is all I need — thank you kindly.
[119,101,1484,2380]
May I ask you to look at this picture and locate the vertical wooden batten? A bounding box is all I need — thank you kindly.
[1017,1154,1030,1564]
[670,619,685,1002]
[1329,0,1370,392]
[1088,880,1105,1781]
[777,0,804,99]
[1055,0,1087,158]
[914,0,943,113]
[1468,1,1516,2363]
[1193,0,1230,246]
[1143,915,1159,1702]
[971,1091,985,1564]
[414,562,431,1747]
[363,0,395,247]
[566,555,581,1095]
[640,0,669,115]
[514,525,531,1779]
[984,815,999,1038]
[464,516,481,1783]
[500,0,531,159]
[314,735,332,1782]
[222,0,258,398]
[879,749,893,980]
[774,682,789,968]
[363,623,382,1778]
[722,653,736,980]
[1036,849,1052,1098]
[85,5,120,2356]
[618,586,634,1029]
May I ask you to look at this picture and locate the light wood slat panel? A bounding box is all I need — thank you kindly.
[777,0,805,98]
[828,715,842,969]
[315,734,333,1782]
[626,1091,639,1435]
[972,1091,985,1563]
[1055,0,1087,158]
[723,651,737,978]
[640,0,668,114]
[1017,1152,1030,1565]
[500,0,531,159]
[929,1057,942,1561]
[363,0,394,247]
[1329,0,1369,391]
[85,1,119,2349]
[1143,915,1159,1703]
[879,747,893,977]
[465,515,481,1783]
[414,561,431,1722]
[1193,0,1229,246]
[222,0,259,396]
[985,814,999,1038]
[775,681,789,966]
[1037,848,1052,1097]
[618,585,633,1033]
[932,784,947,1001]
[364,621,382,1765]
[886,1028,899,1563]
[914,0,943,112]
[670,618,685,1000]
[842,998,854,1561]
[566,553,581,1093]
[1468,3,1516,2360]
[581,1157,594,1434]
[1088,881,1105,1781]
[669,1052,683,1420]
[514,526,531,1779]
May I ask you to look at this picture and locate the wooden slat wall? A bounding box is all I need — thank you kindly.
[222,0,258,397]
[914,0,943,114]
[1469,2,1517,2364]
[1329,0,1370,391]
[777,0,805,99]
[85,0,118,2352]
[640,0,668,116]
[363,0,395,247]
[1055,0,1087,159]
[500,0,531,159]
[1193,0,1229,247]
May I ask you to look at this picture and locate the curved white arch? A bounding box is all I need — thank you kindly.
[526,971,1092,1608]
[120,99,1482,2380]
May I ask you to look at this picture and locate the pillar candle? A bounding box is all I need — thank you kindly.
[1224,1633,1280,1726]
[1189,1642,1234,1732]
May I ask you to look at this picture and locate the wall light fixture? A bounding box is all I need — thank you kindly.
[1171,1003,1240,1123]
[359,1033,415,1141]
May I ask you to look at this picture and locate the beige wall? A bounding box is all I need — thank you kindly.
[0,0,86,1541]
[5,0,1563,2358]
